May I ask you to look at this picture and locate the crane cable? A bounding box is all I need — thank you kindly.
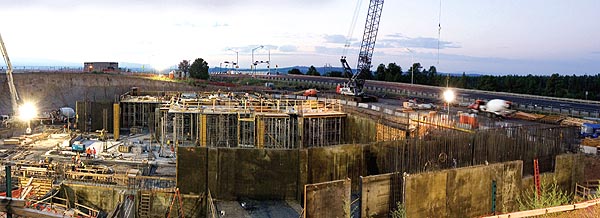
[343,0,363,57]
[437,0,442,66]
[437,0,448,87]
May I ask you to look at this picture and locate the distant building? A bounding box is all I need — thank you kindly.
[84,62,118,72]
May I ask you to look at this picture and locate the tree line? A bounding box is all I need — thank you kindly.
[289,63,600,101]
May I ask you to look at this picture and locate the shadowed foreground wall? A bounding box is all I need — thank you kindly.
[177,147,302,200]
[403,154,583,217]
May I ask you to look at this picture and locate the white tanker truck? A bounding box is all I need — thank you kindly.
[468,99,516,118]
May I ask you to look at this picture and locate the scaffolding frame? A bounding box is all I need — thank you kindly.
[122,92,347,149]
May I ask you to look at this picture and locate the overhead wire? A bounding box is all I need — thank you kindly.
[437,0,448,87]
[343,0,364,57]
[437,0,442,66]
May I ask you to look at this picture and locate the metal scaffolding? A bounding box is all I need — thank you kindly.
[302,115,345,148]
[121,91,347,149]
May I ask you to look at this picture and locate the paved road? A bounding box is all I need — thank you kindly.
[246,74,600,118]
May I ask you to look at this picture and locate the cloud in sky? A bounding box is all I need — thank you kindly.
[323,34,349,44]
[379,33,460,49]
[279,45,298,52]
[1,0,598,75]
[212,22,230,28]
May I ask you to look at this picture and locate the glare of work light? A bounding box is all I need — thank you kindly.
[18,102,38,121]
[443,89,455,103]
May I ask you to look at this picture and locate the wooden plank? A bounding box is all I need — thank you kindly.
[483,198,600,218]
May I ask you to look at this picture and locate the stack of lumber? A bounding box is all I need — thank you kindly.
[539,115,566,124]
[18,177,53,198]
[561,117,597,127]
[582,138,600,147]
[513,111,545,121]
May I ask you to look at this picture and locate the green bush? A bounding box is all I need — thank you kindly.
[390,202,406,218]
[517,178,572,211]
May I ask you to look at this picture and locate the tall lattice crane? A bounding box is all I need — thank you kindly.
[0,33,20,114]
[338,0,384,102]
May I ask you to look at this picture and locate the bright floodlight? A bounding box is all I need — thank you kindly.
[443,89,455,103]
[18,102,37,121]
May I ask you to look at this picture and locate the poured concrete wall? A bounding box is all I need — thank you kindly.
[522,154,585,196]
[62,183,204,218]
[404,161,523,217]
[307,144,367,191]
[62,183,122,214]
[215,148,300,200]
[177,147,301,201]
[177,147,208,195]
[143,191,204,218]
[404,154,584,217]
[344,115,378,144]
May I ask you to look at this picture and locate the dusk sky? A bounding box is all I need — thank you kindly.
[1,0,599,75]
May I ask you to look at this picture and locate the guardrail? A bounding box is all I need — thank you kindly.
[255,75,600,118]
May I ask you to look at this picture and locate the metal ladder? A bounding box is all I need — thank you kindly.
[534,159,541,199]
[167,188,185,218]
[139,192,152,218]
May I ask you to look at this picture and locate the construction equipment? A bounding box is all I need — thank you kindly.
[1,33,32,131]
[337,0,383,103]
[403,99,437,110]
[0,33,20,115]
[468,99,515,118]
[581,123,600,138]
[293,89,319,97]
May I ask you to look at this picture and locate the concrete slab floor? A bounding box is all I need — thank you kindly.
[216,200,301,218]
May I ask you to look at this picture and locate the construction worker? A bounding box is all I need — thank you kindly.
[85,148,90,159]
[92,147,97,159]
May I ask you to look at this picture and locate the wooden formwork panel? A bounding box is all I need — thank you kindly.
[361,173,394,218]
[304,178,351,218]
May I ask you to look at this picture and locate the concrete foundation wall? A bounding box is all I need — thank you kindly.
[307,144,367,191]
[143,191,204,218]
[177,147,301,201]
[404,161,523,217]
[344,115,378,144]
[177,147,208,195]
[62,183,123,214]
[216,148,300,200]
[404,154,584,217]
[62,183,204,218]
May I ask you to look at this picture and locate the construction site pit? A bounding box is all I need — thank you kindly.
[0,88,586,218]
